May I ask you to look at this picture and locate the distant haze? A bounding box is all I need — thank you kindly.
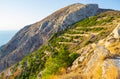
[0,30,17,46]
[0,0,120,30]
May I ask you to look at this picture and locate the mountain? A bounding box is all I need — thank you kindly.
[1,3,120,79]
[0,3,99,72]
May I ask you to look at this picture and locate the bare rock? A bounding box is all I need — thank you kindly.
[83,46,110,76]
[112,24,120,38]
[71,44,96,70]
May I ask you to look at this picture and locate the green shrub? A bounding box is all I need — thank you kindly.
[42,47,78,79]
[85,40,93,45]
[74,16,97,27]
[97,16,113,25]
[69,53,79,64]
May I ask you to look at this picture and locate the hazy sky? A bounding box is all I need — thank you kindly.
[0,0,120,30]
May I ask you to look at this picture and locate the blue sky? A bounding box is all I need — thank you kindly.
[0,0,120,30]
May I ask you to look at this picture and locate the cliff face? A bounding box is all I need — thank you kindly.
[0,3,99,71]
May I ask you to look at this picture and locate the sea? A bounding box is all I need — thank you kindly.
[0,30,18,47]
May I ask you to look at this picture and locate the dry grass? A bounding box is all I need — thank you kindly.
[85,61,103,79]
[54,73,86,79]
[107,40,120,55]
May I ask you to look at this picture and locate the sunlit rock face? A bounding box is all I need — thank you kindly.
[112,24,120,38]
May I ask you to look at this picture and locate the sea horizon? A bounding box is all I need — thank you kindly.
[0,30,18,46]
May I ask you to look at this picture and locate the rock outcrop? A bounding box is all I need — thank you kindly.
[0,3,99,72]
[112,24,120,38]
[70,24,120,79]
[83,46,111,79]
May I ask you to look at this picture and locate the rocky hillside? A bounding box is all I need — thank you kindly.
[0,9,120,79]
[61,22,120,79]
[0,3,99,72]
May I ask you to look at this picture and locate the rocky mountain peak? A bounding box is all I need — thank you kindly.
[0,3,100,72]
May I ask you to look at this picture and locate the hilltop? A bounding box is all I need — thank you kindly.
[0,3,99,72]
[0,3,120,79]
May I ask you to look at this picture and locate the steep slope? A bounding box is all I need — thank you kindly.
[1,10,120,79]
[0,3,99,72]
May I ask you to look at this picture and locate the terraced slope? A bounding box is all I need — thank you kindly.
[50,11,120,51]
[0,11,120,79]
